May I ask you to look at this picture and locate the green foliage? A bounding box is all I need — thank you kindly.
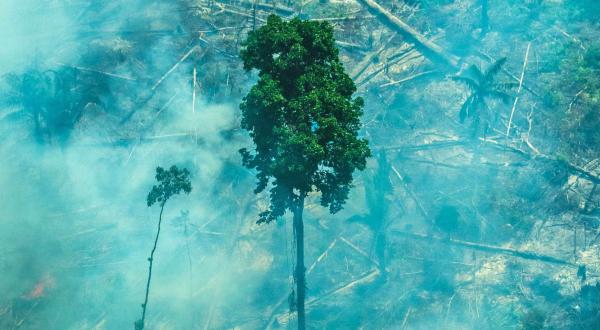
[548,43,600,156]
[2,66,108,143]
[452,58,515,136]
[521,308,546,330]
[146,166,192,207]
[239,15,370,223]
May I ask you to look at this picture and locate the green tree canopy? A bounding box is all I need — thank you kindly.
[146,166,192,207]
[239,15,371,224]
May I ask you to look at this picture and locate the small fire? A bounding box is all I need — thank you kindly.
[23,275,55,300]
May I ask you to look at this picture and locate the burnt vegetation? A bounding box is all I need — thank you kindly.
[1,1,600,329]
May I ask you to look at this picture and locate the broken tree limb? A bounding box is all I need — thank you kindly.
[351,33,398,80]
[381,137,600,185]
[339,236,381,268]
[310,14,376,22]
[192,65,197,114]
[356,51,423,87]
[400,306,412,330]
[355,34,443,87]
[391,165,430,221]
[307,238,338,275]
[219,0,294,17]
[152,46,200,91]
[214,4,267,23]
[391,230,576,267]
[306,269,380,307]
[120,46,208,124]
[334,40,367,52]
[273,269,380,326]
[379,70,439,88]
[506,42,531,138]
[380,139,466,152]
[478,138,600,184]
[356,0,459,70]
[264,291,290,330]
[54,62,137,81]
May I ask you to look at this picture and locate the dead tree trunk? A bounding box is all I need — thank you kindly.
[356,0,459,70]
[293,194,306,330]
[392,230,575,267]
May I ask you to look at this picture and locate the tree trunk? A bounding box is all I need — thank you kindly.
[481,0,489,35]
[293,194,306,330]
[356,0,459,70]
[137,202,166,330]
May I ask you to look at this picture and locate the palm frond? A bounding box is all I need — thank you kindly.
[465,64,485,83]
[459,94,475,122]
[484,57,507,81]
[485,90,512,104]
[452,76,480,92]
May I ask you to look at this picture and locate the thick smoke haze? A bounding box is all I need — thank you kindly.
[0,1,263,328]
[2,0,600,329]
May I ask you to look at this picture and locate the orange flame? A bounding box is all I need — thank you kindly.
[23,275,55,300]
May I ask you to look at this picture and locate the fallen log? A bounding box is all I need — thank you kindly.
[351,33,398,80]
[214,3,267,23]
[54,62,137,81]
[120,46,207,124]
[216,0,294,17]
[310,15,375,22]
[379,70,439,88]
[306,268,380,306]
[151,46,201,91]
[307,237,338,274]
[274,269,380,325]
[335,40,367,51]
[355,34,442,87]
[356,51,423,87]
[383,138,600,185]
[391,230,576,267]
[478,138,600,184]
[339,236,381,268]
[379,139,466,152]
[356,0,459,70]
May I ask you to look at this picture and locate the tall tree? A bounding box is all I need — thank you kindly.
[239,15,371,329]
[135,166,192,330]
[452,57,514,137]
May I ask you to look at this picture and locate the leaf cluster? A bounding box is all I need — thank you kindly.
[147,166,192,207]
[549,43,600,155]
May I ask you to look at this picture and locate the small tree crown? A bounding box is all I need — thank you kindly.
[147,166,192,207]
